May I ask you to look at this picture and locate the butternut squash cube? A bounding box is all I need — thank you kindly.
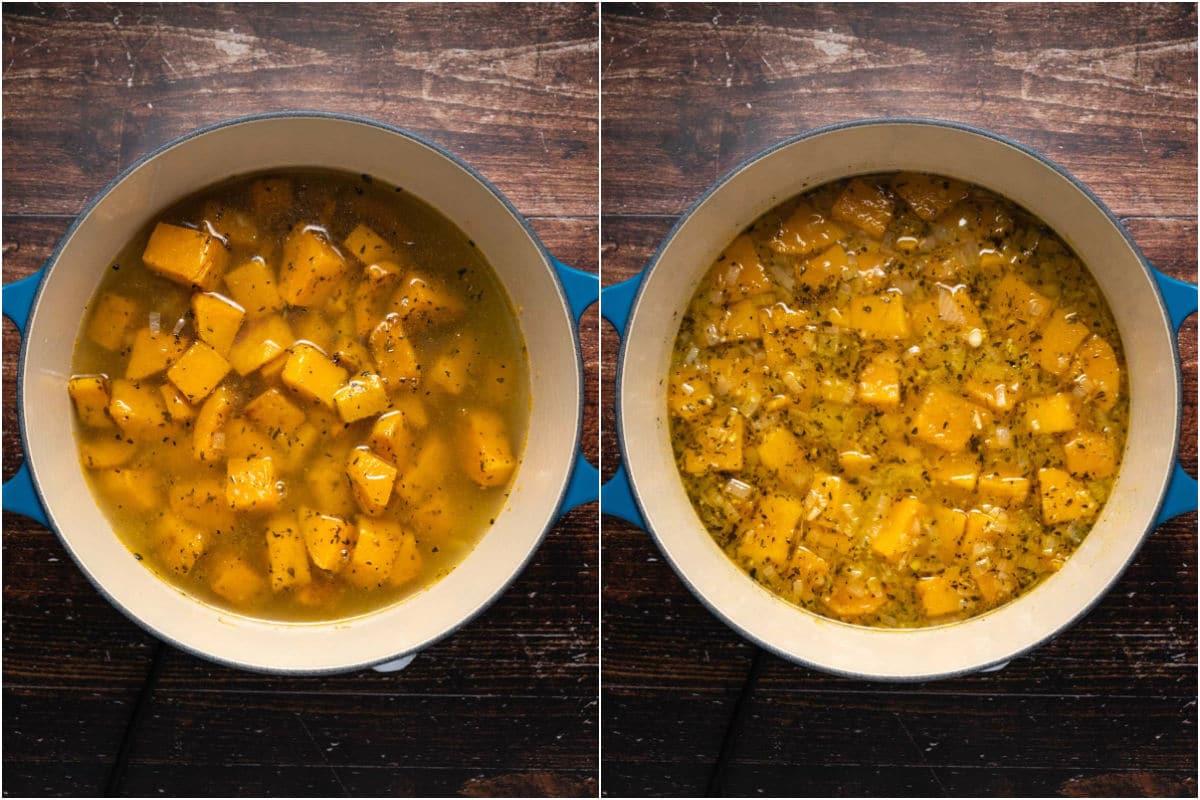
[460,408,516,487]
[683,412,744,474]
[930,452,980,491]
[223,258,284,317]
[223,419,280,461]
[389,529,424,587]
[964,377,1023,413]
[770,202,845,257]
[712,234,772,301]
[1073,335,1121,411]
[890,173,969,221]
[759,303,813,370]
[202,201,259,248]
[369,316,420,386]
[332,334,373,373]
[429,342,475,395]
[85,291,139,351]
[916,573,968,617]
[757,427,806,477]
[396,434,453,506]
[265,513,311,591]
[1038,467,1099,524]
[79,435,137,469]
[159,383,195,422]
[736,494,804,566]
[228,315,294,376]
[845,292,911,339]
[334,373,390,423]
[347,517,404,589]
[108,379,169,439]
[306,453,358,517]
[929,507,967,563]
[192,292,245,355]
[408,494,457,543]
[796,243,850,291]
[978,468,1031,505]
[838,449,875,477]
[157,514,208,575]
[390,272,465,326]
[347,447,397,516]
[668,364,715,420]
[343,223,400,265]
[857,355,901,408]
[1025,394,1077,434]
[142,222,228,291]
[209,553,267,605]
[282,343,347,408]
[1063,431,1117,478]
[244,387,307,435]
[720,299,763,342]
[126,328,190,380]
[362,413,410,471]
[193,386,234,463]
[279,225,348,306]
[68,375,113,428]
[871,496,923,561]
[913,386,990,452]
[226,455,282,512]
[804,472,846,526]
[831,178,894,238]
[170,477,237,534]
[1033,309,1090,375]
[790,547,831,599]
[992,274,1054,335]
[301,508,356,572]
[94,468,160,513]
[167,341,231,404]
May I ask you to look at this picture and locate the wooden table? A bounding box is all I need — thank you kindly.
[2,5,598,796]
[600,4,1197,797]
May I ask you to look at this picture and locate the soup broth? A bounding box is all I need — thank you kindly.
[669,173,1128,627]
[69,169,530,621]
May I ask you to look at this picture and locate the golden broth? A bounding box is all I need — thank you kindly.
[69,169,529,621]
[669,173,1128,627]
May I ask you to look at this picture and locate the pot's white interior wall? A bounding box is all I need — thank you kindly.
[21,117,581,672]
[620,122,1178,679]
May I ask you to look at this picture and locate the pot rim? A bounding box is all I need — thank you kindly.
[16,110,585,675]
[614,116,1182,681]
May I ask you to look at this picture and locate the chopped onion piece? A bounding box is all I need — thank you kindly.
[173,316,187,336]
[684,346,700,366]
[992,426,1012,448]
[967,328,984,348]
[148,311,161,335]
[725,478,754,500]
[210,431,226,451]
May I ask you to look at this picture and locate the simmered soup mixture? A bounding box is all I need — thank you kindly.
[69,170,529,620]
[669,173,1128,627]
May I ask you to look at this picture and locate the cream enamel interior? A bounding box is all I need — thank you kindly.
[20,115,581,673]
[618,122,1178,680]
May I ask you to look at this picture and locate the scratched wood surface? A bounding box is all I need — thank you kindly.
[2,4,597,797]
[600,4,1197,797]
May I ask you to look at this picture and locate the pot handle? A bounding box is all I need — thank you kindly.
[1151,267,1197,526]
[598,272,647,529]
[3,268,49,527]
[549,257,601,516]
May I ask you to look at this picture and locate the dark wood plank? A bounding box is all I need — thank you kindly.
[601,3,1197,217]
[3,4,598,797]
[3,3,597,218]
[117,765,596,798]
[599,4,1196,798]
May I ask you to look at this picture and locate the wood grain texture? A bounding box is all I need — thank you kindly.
[599,4,1196,798]
[2,3,598,797]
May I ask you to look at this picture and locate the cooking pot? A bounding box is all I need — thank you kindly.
[3,112,598,674]
[603,118,1196,681]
